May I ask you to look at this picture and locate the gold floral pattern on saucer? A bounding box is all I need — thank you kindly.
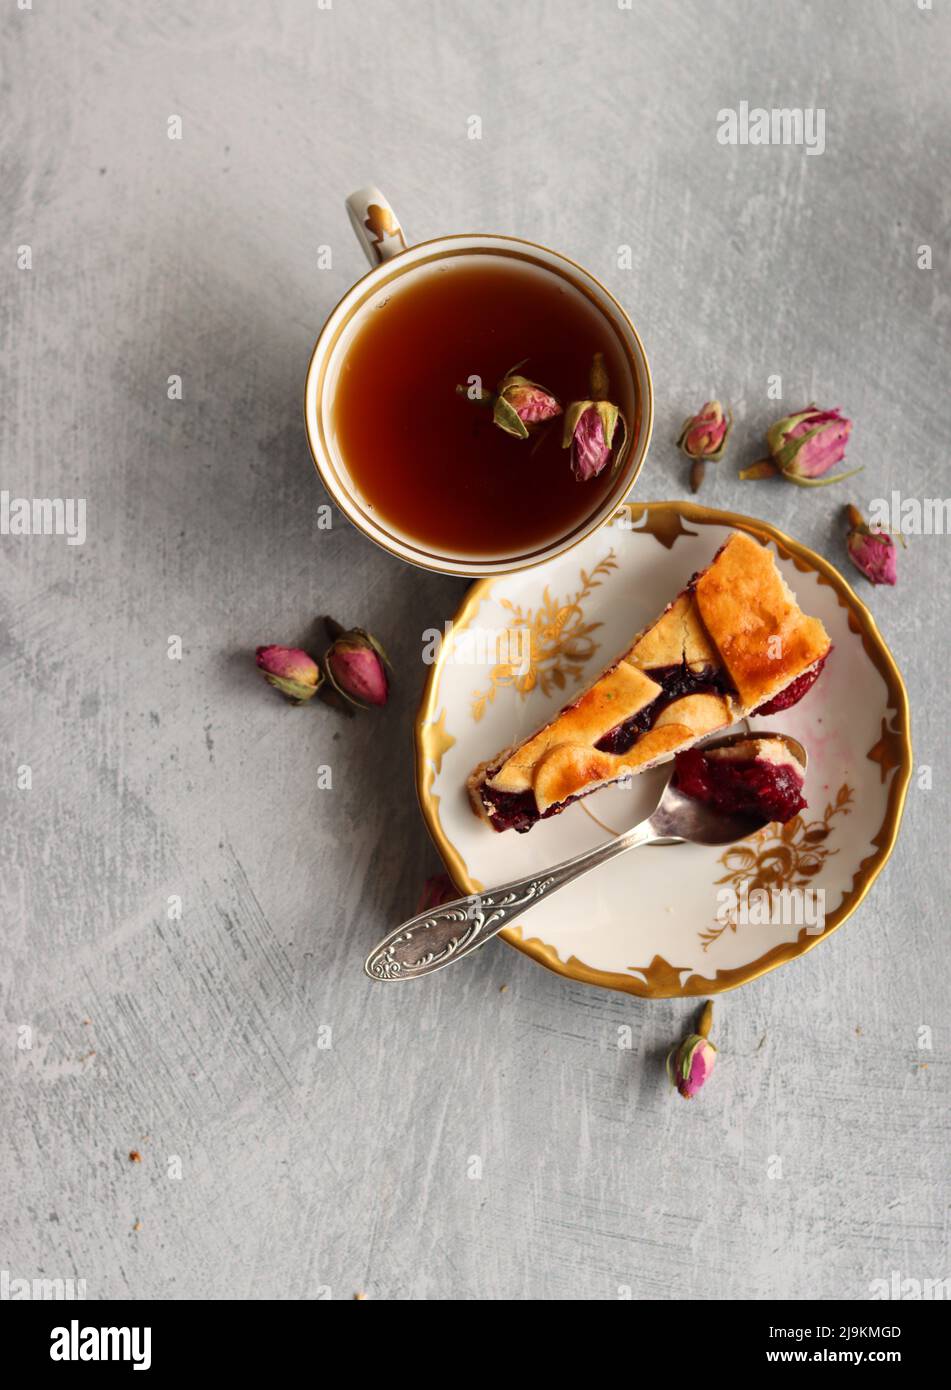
[470,552,618,720]
[700,783,854,953]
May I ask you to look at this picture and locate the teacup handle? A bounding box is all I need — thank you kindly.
[346,185,408,266]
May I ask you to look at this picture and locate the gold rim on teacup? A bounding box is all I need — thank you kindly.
[303,186,654,577]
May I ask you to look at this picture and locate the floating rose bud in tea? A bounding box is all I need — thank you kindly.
[667,1000,717,1100]
[255,646,323,703]
[563,352,627,482]
[677,399,733,493]
[740,405,859,486]
[325,627,390,708]
[493,371,562,439]
[456,364,561,440]
[563,403,616,481]
[845,503,898,586]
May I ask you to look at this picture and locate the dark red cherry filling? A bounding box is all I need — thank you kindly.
[594,663,735,755]
[753,653,828,715]
[479,785,541,834]
[673,748,806,824]
[479,785,585,834]
[480,663,735,832]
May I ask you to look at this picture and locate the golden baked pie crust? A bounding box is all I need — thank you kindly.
[473,531,831,829]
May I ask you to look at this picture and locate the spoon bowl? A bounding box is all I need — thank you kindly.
[648,730,808,846]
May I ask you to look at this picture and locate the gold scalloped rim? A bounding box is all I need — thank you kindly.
[415,501,912,998]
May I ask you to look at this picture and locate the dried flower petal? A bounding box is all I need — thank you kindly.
[678,400,732,461]
[496,375,562,434]
[325,628,390,707]
[845,503,898,586]
[667,1034,717,1099]
[666,1000,717,1099]
[563,401,625,481]
[457,367,561,440]
[562,353,627,481]
[256,645,323,703]
[741,405,860,487]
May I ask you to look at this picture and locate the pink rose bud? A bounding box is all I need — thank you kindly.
[677,400,732,459]
[415,873,457,915]
[456,367,561,440]
[563,352,627,482]
[678,399,733,493]
[325,628,390,708]
[564,402,613,481]
[493,372,562,439]
[255,645,322,703]
[740,405,860,487]
[845,504,898,586]
[667,1035,717,1099]
[666,1000,717,1100]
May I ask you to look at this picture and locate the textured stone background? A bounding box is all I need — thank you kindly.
[2,0,948,1301]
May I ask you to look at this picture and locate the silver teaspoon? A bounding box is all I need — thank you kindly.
[365,731,807,982]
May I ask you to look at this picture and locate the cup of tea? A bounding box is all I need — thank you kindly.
[304,186,654,576]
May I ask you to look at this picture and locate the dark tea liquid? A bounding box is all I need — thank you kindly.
[331,254,637,559]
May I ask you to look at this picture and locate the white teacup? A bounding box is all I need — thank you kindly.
[304,186,654,576]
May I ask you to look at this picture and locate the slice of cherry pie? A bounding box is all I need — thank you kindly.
[468,532,830,833]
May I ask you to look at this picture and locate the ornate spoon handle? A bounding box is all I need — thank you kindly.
[365,819,656,981]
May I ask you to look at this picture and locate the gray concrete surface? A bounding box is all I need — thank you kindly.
[2,0,948,1302]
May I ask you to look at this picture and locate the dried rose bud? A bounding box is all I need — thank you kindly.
[845,503,898,586]
[493,373,562,439]
[456,367,560,440]
[415,873,457,915]
[740,405,860,486]
[678,400,733,460]
[256,645,323,703]
[325,628,390,708]
[666,1000,717,1100]
[563,353,627,482]
[667,1033,717,1099]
